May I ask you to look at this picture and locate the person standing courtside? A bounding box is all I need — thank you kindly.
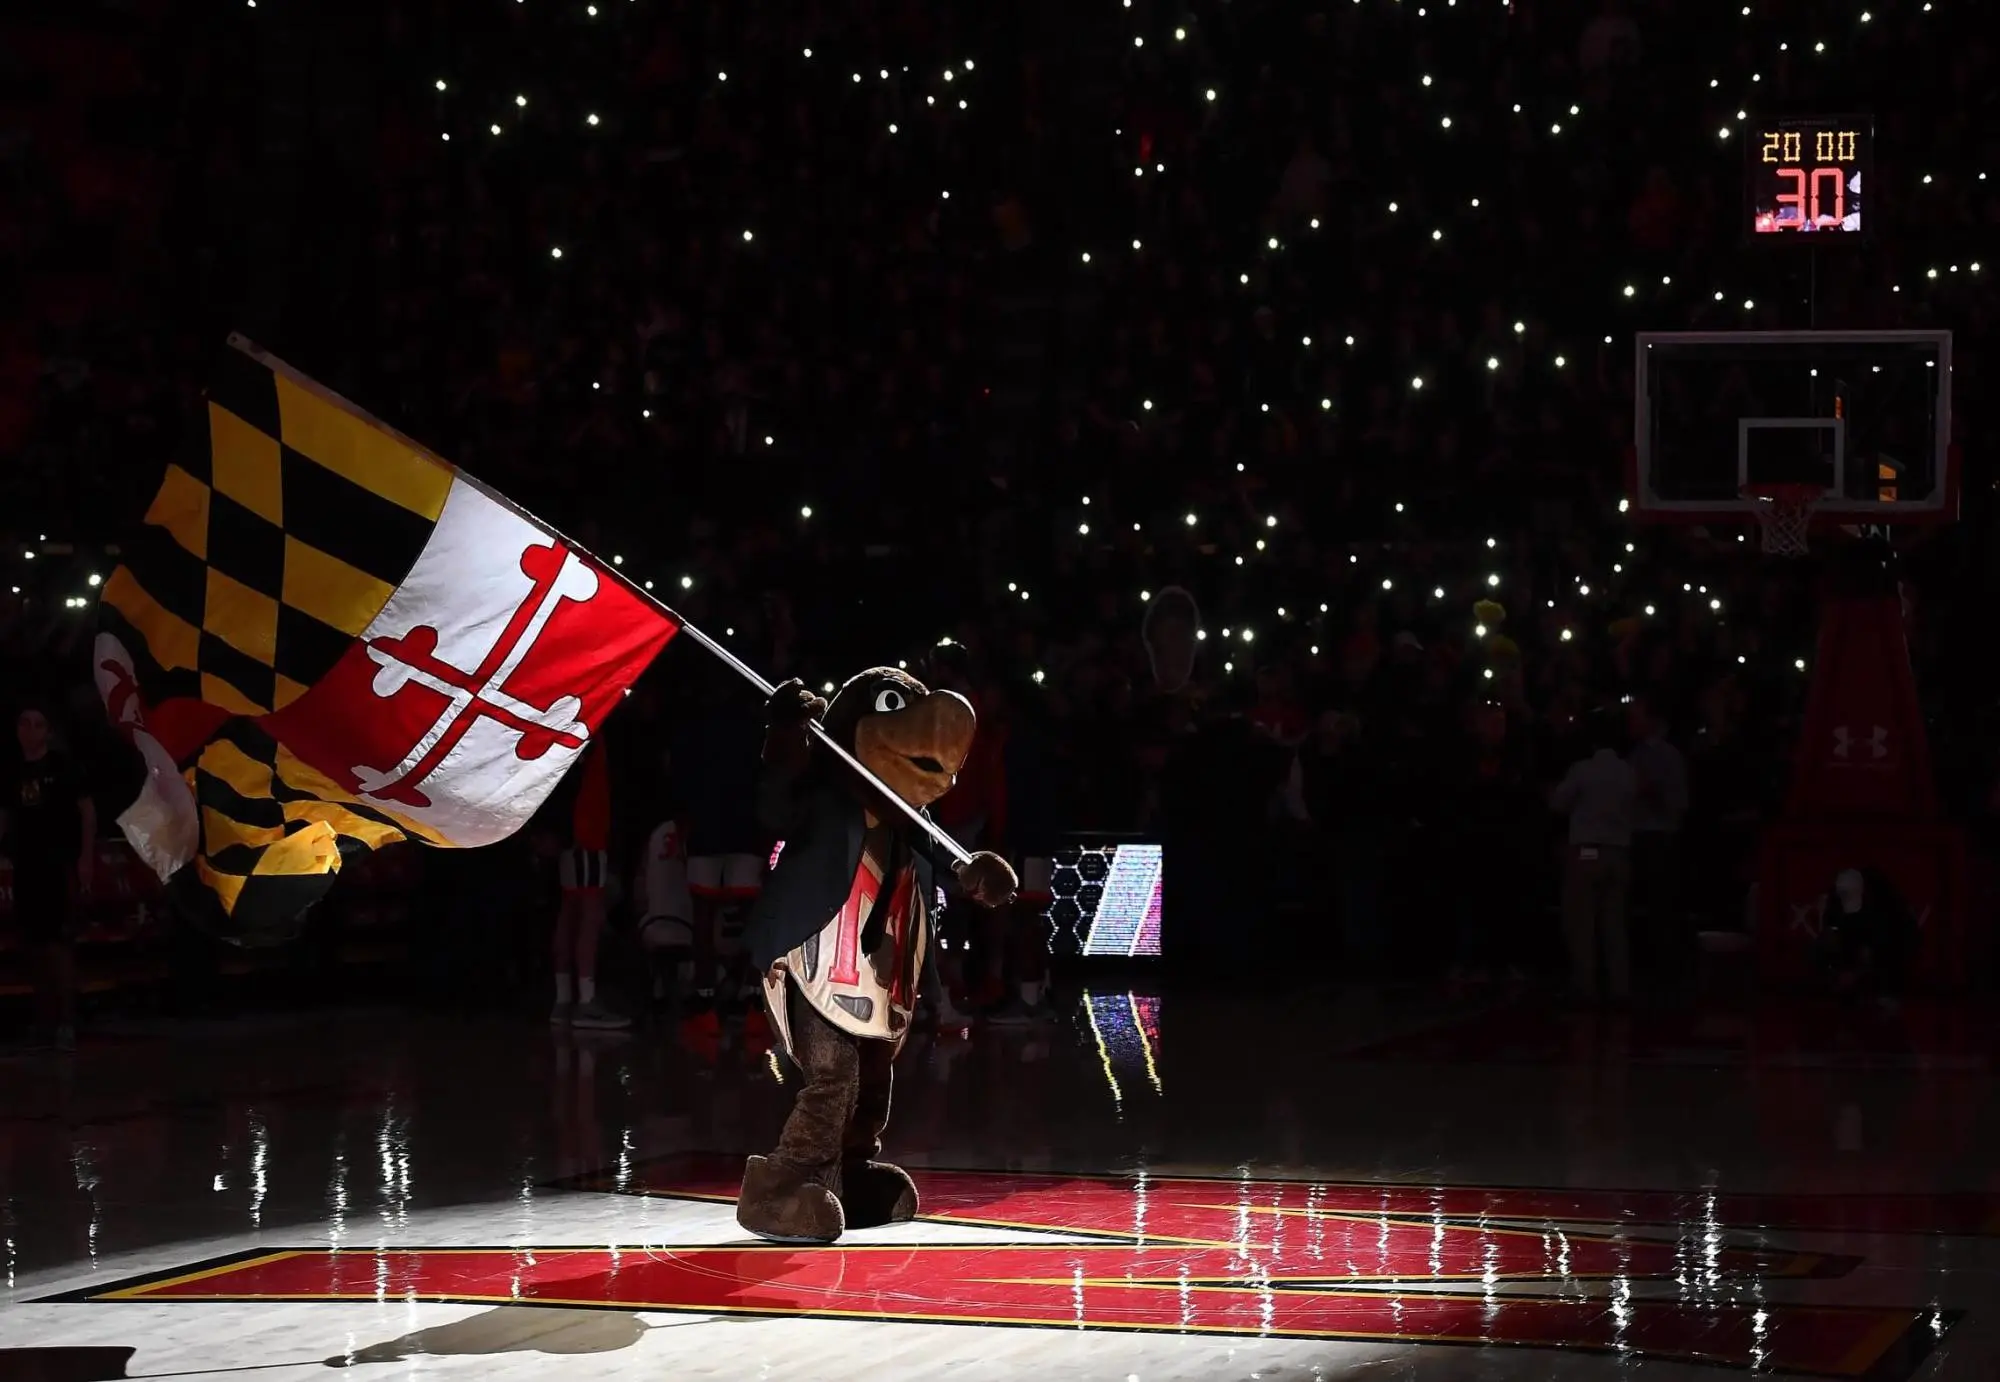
[2,702,96,1052]
[1626,697,1689,988]
[1550,710,1638,1007]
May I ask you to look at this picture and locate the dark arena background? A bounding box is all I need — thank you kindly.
[5,0,2000,1378]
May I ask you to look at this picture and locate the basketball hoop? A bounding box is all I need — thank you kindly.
[1741,482,1825,557]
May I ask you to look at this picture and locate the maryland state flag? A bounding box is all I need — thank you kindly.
[96,336,679,943]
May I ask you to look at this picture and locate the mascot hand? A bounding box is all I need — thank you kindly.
[953,851,1019,908]
[766,678,828,727]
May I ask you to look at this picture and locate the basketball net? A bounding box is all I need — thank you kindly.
[1741,483,1824,558]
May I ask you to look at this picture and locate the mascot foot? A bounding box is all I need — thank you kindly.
[736,1155,845,1244]
[841,1160,919,1229]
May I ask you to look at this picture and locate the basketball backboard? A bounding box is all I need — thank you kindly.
[1631,330,1954,527]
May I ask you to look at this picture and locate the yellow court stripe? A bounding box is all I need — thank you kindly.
[98,1251,308,1300]
[273,373,453,521]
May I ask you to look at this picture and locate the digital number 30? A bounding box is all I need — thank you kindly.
[1774,166,1848,226]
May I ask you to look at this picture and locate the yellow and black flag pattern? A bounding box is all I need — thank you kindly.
[102,336,454,717]
[182,720,445,939]
[100,337,456,944]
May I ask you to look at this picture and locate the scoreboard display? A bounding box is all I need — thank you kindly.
[1746,115,1872,237]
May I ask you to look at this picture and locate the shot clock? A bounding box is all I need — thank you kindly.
[1746,116,1872,237]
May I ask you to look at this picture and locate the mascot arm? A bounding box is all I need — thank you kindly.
[954,851,1019,908]
[756,678,828,837]
[918,843,1017,909]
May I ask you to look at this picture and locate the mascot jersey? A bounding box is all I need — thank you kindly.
[763,820,928,1049]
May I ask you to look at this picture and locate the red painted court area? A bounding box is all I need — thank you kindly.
[580,1153,2000,1240]
[70,1164,1960,1378]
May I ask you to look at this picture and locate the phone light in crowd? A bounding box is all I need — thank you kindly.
[1645,604,1657,616]
[1486,537,1497,548]
[1619,497,1631,512]
[1514,321,1525,334]
[1140,590,1151,601]
[1487,357,1499,370]
[1432,587,1444,599]
[550,246,562,258]
[1796,659,1808,671]
[87,573,101,587]
[586,113,599,126]
[1486,573,1500,586]
[1184,512,1197,525]
[1561,628,1574,641]
[1711,598,1723,610]
[679,575,693,589]
[515,94,527,107]
[1195,629,1207,640]
[1475,623,1487,637]
[644,580,654,589]
[1078,523,1090,535]
[1032,670,1046,684]
[611,554,623,566]
[1411,376,1424,390]
[799,505,812,519]
[1579,584,1591,596]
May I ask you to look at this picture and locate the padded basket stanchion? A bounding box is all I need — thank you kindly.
[1741,482,1825,557]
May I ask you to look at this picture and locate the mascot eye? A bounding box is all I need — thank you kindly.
[873,687,908,714]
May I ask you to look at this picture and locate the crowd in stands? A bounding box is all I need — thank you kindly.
[4,0,1998,1006]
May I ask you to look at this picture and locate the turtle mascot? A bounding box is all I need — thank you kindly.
[735,669,1018,1243]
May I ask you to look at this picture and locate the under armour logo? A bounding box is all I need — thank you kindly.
[353,541,595,809]
[1832,724,1889,760]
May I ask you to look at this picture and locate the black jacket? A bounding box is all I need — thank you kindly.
[743,756,946,973]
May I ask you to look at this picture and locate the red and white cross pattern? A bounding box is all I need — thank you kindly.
[267,479,678,847]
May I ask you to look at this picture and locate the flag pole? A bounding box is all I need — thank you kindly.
[664,619,975,867]
[223,338,976,870]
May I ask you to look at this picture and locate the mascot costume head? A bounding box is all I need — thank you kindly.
[737,669,1016,1244]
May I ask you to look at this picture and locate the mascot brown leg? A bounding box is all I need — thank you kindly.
[736,987,854,1244]
[840,1035,918,1228]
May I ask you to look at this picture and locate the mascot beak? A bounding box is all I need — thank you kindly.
[853,689,977,808]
